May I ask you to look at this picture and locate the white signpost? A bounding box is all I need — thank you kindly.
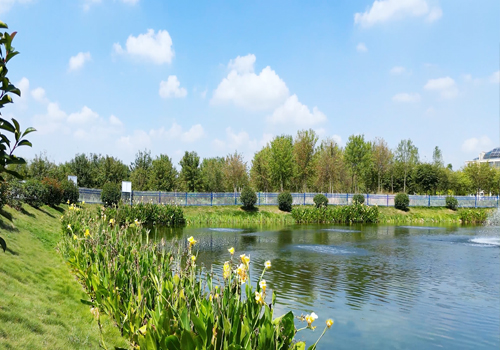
[122,181,132,205]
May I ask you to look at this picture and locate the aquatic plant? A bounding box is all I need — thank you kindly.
[106,202,185,226]
[59,207,333,349]
[291,203,379,224]
[459,208,489,224]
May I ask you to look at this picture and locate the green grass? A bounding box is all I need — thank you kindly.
[0,204,129,350]
[183,205,295,225]
[378,206,494,224]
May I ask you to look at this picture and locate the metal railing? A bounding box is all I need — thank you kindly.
[78,188,500,208]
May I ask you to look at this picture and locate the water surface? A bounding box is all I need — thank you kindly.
[155,224,500,350]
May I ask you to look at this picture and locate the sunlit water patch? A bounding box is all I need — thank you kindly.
[293,244,369,256]
[322,228,361,233]
[469,237,500,246]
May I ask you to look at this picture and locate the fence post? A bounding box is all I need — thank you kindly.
[475,194,477,208]
[159,191,161,204]
[185,192,188,206]
[211,192,213,206]
[258,192,261,206]
[497,195,499,208]
[304,192,306,205]
[234,192,237,205]
[428,195,430,207]
[346,193,349,205]
[387,194,389,207]
[366,193,369,206]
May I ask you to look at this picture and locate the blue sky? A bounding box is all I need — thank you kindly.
[2,0,499,169]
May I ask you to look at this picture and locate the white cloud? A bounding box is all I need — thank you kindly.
[354,0,441,27]
[268,94,327,127]
[462,136,492,154]
[490,71,500,84]
[332,134,342,146]
[392,92,421,103]
[424,77,458,99]
[356,43,368,53]
[68,52,91,71]
[67,106,99,124]
[181,124,205,143]
[82,0,101,11]
[390,66,406,75]
[15,77,30,104]
[0,0,33,14]
[121,0,139,4]
[33,102,70,135]
[31,87,48,103]
[159,75,187,98]
[114,29,174,64]
[109,115,123,127]
[211,54,289,110]
[212,128,273,160]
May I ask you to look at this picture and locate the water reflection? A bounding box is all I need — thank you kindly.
[151,224,500,350]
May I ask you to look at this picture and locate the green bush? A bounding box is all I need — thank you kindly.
[445,196,458,211]
[278,191,293,212]
[110,202,185,226]
[352,194,365,205]
[292,203,379,224]
[7,181,25,211]
[61,180,79,204]
[0,181,8,210]
[313,194,328,208]
[41,177,63,206]
[394,193,410,211]
[23,179,47,208]
[458,209,488,224]
[101,182,122,207]
[240,187,257,209]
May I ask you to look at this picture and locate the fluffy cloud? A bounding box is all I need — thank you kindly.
[15,77,30,105]
[212,127,273,160]
[462,136,492,154]
[392,92,420,103]
[390,66,406,75]
[31,87,48,103]
[490,71,500,84]
[181,124,204,142]
[354,0,442,27]
[211,54,289,110]
[114,29,174,64]
[424,77,458,99]
[332,134,342,146]
[268,94,327,127]
[0,0,33,14]
[68,52,91,71]
[159,76,187,98]
[356,43,368,53]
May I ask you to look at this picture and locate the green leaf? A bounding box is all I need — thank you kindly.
[0,236,6,253]
[163,335,181,350]
[180,330,196,350]
[293,342,306,350]
[21,127,36,137]
[0,118,15,132]
[190,312,207,344]
[180,308,190,330]
[80,299,94,306]
[17,140,32,147]
[0,21,8,29]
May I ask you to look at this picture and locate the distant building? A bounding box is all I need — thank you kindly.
[465,147,500,168]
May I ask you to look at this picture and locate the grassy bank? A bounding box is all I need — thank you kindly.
[182,205,494,225]
[0,204,128,349]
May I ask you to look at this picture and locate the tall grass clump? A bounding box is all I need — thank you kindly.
[458,208,489,224]
[106,202,185,226]
[59,207,334,349]
[292,203,379,224]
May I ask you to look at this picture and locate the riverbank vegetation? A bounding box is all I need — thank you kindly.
[0,204,127,349]
[59,205,332,349]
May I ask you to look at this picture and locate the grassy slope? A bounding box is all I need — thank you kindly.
[379,206,493,223]
[0,204,128,350]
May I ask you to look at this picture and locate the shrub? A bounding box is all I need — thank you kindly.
[277,191,293,212]
[291,203,379,224]
[394,193,410,211]
[352,194,365,205]
[61,180,79,204]
[101,182,122,207]
[41,177,63,206]
[445,196,458,211]
[240,187,257,209]
[7,181,25,211]
[313,194,328,208]
[24,179,47,208]
[0,181,8,210]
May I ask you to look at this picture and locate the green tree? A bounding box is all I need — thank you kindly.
[223,151,248,192]
[67,154,95,188]
[293,129,318,192]
[372,137,392,193]
[179,151,202,192]
[130,149,152,191]
[414,163,439,194]
[200,157,225,192]
[96,155,129,188]
[269,135,294,191]
[147,154,177,191]
[463,162,494,195]
[0,21,36,252]
[250,146,272,192]
[314,138,343,193]
[394,139,419,193]
[432,146,444,167]
[344,134,372,193]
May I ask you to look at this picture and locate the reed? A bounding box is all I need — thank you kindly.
[291,203,379,224]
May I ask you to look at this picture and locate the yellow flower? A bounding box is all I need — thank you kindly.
[82,201,85,205]
[73,234,78,240]
[259,280,267,292]
[228,247,235,255]
[134,219,140,225]
[209,294,213,301]
[109,218,115,225]
[240,254,250,267]
[67,224,72,230]
[223,261,231,279]
[84,229,90,237]
[236,263,248,284]
[326,319,334,328]
[265,260,271,269]
[191,255,196,262]
[187,236,197,248]
[254,291,265,305]
[90,307,99,319]
[305,312,318,327]
[67,200,70,204]
[214,293,219,299]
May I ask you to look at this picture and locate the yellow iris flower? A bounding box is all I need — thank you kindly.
[223,262,231,279]
[84,229,90,237]
[259,280,266,292]
[326,319,334,328]
[255,291,265,305]
[228,247,235,255]
[240,254,250,268]
[236,264,248,284]
[265,260,271,269]
[305,312,318,327]
[187,236,197,248]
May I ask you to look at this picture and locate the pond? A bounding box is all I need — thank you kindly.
[155,224,500,350]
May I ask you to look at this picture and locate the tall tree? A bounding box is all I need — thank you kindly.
[201,157,226,192]
[463,162,494,195]
[67,153,95,188]
[432,146,444,167]
[344,135,372,193]
[269,135,294,191]
[372,137,392,193]
[130,149,153,191]
[314,138,343,193]
[250,146,272,192]
[179,151,202,192]
[96,155,129,188]
[414,163,439,194]
[394,139,419,193]
[224,151,248,192]
[293,129,318,192]
[148,154,177,191]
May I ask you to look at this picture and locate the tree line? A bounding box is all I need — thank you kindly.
[9,130,500,195]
